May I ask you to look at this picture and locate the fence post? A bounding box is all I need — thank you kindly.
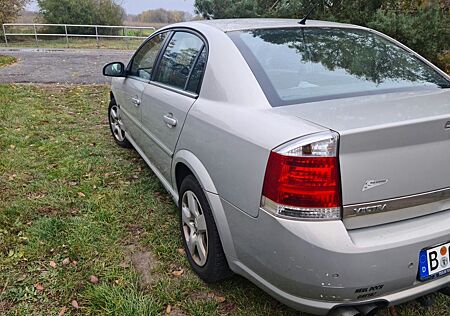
[33,24,39,47]
[124,27,129,50]
[65,25,69,48]
[95,26,99,48]
[2,24,8,46]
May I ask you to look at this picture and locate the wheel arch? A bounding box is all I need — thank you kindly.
[172,150,218,195]
[172,150,237,261]
[109,91,116,102]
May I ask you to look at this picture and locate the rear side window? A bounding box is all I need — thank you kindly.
[229,28,450,106]
[186,48,207,93]
[155,32,204,90]
[130,32,168,80]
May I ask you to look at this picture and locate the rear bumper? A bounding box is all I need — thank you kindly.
[221,198,450,315]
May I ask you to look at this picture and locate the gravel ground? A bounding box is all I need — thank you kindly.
[0,48,134,84]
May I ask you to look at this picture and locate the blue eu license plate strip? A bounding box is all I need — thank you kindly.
[419,242,450,281]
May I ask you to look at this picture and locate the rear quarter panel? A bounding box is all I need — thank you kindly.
[175,24,325,216]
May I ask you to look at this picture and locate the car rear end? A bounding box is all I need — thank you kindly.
[226,22,450,315]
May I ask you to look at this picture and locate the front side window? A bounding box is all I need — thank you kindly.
[229,28,450,106]
[155,32,204,90]
[130,32,168,80]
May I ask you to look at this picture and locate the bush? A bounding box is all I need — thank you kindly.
[37,0,124,35]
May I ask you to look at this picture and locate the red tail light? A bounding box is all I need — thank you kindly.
[261,132,342,220]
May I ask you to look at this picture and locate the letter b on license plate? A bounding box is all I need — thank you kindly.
[419,242,450,281]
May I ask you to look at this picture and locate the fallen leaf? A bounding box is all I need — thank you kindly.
[17,275,27,282]
[89,275,99,284]
[71,300,79,309]
[165,304,172,314]
[78,192,85,197]
[176,248,185,256]
[50,261,57,268]
[72,260,78,266]
[62,258,70,266]
[119,261,130,268]
[58,306,67,316]
[215,296,226,303]
[171,269,184,277]
[389,306,399,316]
[35,283,44,291]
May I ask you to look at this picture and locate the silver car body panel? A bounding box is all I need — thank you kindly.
[343,187,450,229]
[275,88,450,228]
[109,19,450,315]
[139,82,197,181]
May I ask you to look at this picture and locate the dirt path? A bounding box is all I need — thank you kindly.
[0,48,134,84]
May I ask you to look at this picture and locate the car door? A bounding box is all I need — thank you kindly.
[115,32,169,142]
[140,30,207,182]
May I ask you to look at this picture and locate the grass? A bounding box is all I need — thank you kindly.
[0,38,145,51]
[0,55,17,67]
[0,84,449,316]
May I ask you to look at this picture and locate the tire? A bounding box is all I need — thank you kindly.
[179,175,232,283]
[440,287,450,296]
[108,99,132,149]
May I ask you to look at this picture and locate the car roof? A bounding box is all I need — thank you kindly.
[185,18,364,33]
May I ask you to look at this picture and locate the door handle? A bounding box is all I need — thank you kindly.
[163,113,177,128]
[131,97,141,106]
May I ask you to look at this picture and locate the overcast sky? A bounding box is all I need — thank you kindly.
[27,0,196,14]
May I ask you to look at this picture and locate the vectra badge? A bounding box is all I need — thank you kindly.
[354,204,387,214]
[445,121,450,129]
[362,179,388,192]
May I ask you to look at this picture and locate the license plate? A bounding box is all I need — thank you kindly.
[419,242,450,281]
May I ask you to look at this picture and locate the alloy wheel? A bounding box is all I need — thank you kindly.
[109,105,125,142]
[182,190,208,267]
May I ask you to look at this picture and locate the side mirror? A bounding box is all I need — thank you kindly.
[103,62,126,77]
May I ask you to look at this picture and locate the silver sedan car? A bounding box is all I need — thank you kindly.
[103,19,450,315]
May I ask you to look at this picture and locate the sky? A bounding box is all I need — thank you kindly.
[26,0,196,14]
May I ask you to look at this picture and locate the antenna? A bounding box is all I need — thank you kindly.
[299,7,315,25]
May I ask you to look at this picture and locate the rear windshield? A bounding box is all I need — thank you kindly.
[229,27,450,106]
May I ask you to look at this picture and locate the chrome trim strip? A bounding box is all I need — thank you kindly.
[343,187,450,218]
[149,81,199,99]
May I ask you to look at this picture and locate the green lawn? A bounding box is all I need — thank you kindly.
[0,84,448,316]
[0,55,17,67]
[0,38,144,51]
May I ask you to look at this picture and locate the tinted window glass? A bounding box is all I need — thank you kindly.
[131,32,167,80]
[229,28,450,106]
[155,32,204,90]
[186,48,207,93]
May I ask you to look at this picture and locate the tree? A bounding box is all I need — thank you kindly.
[194,0,449,71]
[137,8,189,24]
[0,0,30,25]
[369,1,449,64]
[37,0,124,33]
[193,0,385,20]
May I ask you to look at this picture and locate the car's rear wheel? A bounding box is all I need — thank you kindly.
[108,100,132,148]
[179,175,232,283]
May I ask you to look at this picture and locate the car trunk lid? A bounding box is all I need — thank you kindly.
[276,88,450,229]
